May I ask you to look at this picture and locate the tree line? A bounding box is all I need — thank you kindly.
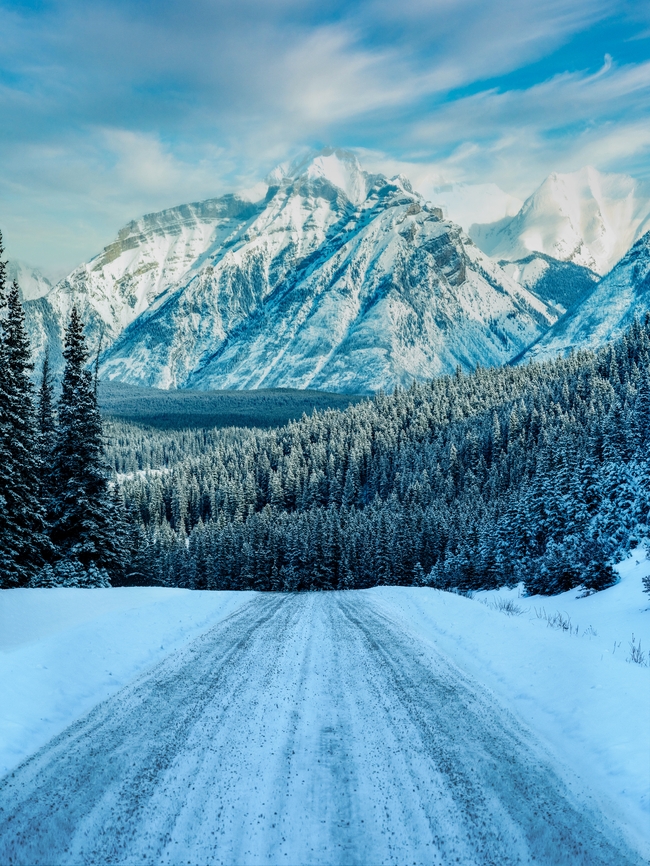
[113,320,650,596]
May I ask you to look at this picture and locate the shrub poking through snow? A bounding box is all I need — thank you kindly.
[627,634,648,666]
[534,608,580,636]
[482,597,526,616]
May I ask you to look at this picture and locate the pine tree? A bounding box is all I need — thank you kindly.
[0,278,47,586]
[50,307,123,584]
[99,317,650,597]
[0,229,11,581]
[37,352,57,511]
[37,352,56,455]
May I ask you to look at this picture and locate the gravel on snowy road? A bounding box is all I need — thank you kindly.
[0,592,644,865]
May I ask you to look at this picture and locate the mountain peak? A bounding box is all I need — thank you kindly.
[472,166,650,275]
[266,147,376,206]
[22,147,559,394]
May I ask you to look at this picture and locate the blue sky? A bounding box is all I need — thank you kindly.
[1,0,649,272]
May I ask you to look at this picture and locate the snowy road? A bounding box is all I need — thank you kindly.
[0,592,644,865]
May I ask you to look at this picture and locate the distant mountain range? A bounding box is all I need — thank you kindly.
[470,166,650,276]
[519,231,650,363]
[7,260,53,301]
[14,150,650,392]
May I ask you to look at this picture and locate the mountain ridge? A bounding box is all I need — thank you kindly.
[21,150,650,393]
[518,230,650,363]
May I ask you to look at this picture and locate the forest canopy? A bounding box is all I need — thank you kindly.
[108,319,650,596]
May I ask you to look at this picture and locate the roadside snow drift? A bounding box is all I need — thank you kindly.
[0,588,254,775]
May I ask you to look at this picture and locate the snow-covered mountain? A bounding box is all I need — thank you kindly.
[498,254,598,316]
[520,231,650,363]
[93,149,557,393]
[471,167,650,276]
[23,194,262,374]
[7,261,53,301]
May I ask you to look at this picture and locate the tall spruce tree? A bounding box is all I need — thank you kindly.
[0,230,12,583]
[36,351,57,523]
[0,276,47,586]
[37,352,56,457]
[50,307,122,584]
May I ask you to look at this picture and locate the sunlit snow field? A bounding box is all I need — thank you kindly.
[1,551,648,855]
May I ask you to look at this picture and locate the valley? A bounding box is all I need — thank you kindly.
[99,382,365,430]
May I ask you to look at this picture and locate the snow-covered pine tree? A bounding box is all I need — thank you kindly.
[101,317,650,596]
[36,352,57,518]
[0,229,10,582]
[0,277,48,587]
[37,352,56,461]
[49,307,123,586]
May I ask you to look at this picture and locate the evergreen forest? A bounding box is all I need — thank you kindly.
[2,229,650,597]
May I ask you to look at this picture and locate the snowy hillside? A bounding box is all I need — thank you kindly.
[521,231,650,363]
[97,149,556,393]
[7,260,53,301]
[499,253,599,315]
[471,167,650,276]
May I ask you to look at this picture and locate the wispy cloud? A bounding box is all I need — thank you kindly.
[0,0,647,271]
[403,56,650,194]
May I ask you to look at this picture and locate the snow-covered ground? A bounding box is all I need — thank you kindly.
[372,547,650,855]
[0,588,254,776]
[0,552,647,862]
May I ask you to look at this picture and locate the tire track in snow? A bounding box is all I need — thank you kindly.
[0,592,644,865]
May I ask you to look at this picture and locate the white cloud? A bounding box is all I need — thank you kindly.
[403,57,650,196]
[0,0,648,270]
[354,148,523,229]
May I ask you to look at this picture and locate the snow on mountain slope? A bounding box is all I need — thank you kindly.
[471,167,650,276]
[521,231,650,363]
[99,150,557,393]
[23,195,263,374]
[499,254,599,316]
[7,260,53,301]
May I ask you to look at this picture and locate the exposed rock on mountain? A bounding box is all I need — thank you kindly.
[23,195,262,374]
[95,150,557,393]
[471,167,650,276]
[520,231,650,363]
[20,149,567,393]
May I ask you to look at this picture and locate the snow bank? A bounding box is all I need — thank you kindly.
[370,548,650,851]
[0,588,254,776]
